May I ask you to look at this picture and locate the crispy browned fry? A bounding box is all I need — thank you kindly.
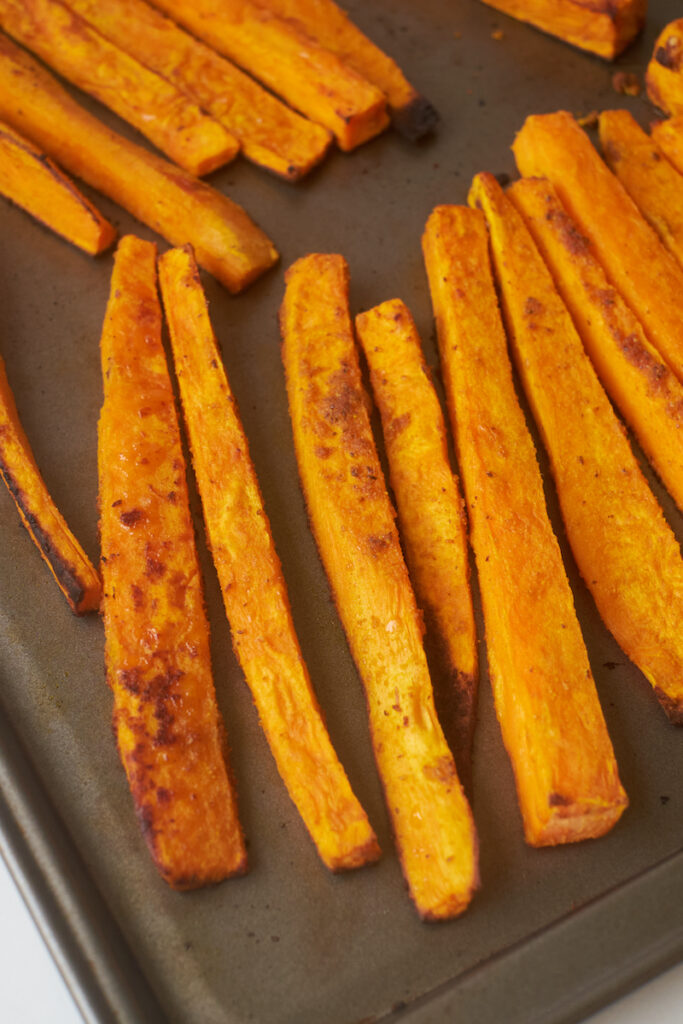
[257,0,437,139]
[98,235,246,888]
[509,176,683,514]
[355,299,477,787]
[0,34,277,293]
[147,0,389,151]
[651,114,683,178]
[513,111,683,383]
[63,0,331,181]
[477,0,645,59]
[280,254,478,920]
[0,355,100,614]
[647,18,683,115]
[0,0,239,176]
[423,204,627,844]
[471,171,683,725]
[599,110,683,271]
[0,117,115,254]
[157,245,380,872]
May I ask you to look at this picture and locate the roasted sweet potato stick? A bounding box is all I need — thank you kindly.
[651,115,683,178]
[0,0,239,177]
[471,172,683,725]
[647,18,683,115]
[256,0,437,139]
[0,355,100,615]
[62,0,331,181]
[355,299,477,786]
[423,205,627,844]
[599,110,683,271]
[157,245,379,872]
[98,236,246,888]
[513,111,683,384]
[0,118,115,254]
[477,0,645,59]
[509,176,683,514]
[147,0,389,151]
[280,254,478,920]
[0,34,277,293]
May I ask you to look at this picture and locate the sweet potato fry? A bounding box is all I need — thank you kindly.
[355,299,477,787]
[147,0,389,151]
[0,34,277,293]
[0,0,239,177]
[0,355,100,615]
[509,176,683,514]
[470,172,683,725]
[646,18,683,116]
[651,114,683,178]
[280,254,478,919]
[0,118,115,254]
[423,204,627,844]
[157,245,379,872]
[513,111,683,384]
[256,0,437,139]
[477,0,645,59]
[98,235,246,888]
[599,110,683,271]
[63,0,331,181]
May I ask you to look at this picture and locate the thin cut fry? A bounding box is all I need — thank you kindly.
[355,299,477,786]
[257,0,438,139]
[147,0,389,151]
[157,245,379,872]
[0,34,277,293]
[646,18,683,116]
[63,0,332,181]
[280,254,478,920]
[0,0,239,177]
[470,172,683,725]
[0,355,100,615]
[513,110,683,384]
[98,235,246,889]
[651,115,683,178]
[477,0,645,59]
[423,204,627,844]
[509,176,683,514]
[599,109,683,271]
[0,118,115,254]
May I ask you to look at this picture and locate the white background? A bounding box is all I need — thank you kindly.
[1,851,682,1023]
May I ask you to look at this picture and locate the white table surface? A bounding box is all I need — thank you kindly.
[1,849,681,1024]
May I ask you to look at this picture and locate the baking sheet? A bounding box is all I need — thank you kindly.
[0,1,682,1021]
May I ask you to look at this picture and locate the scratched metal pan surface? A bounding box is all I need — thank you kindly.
[0,1,682,1021]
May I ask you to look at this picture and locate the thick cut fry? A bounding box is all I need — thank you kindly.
[509,176,683,514]
[599,110,683,271]
[651,115,683,178]
[0,0,238,177]
[355,300,477,786]
[98,236,246,888]
[280,254,478,920]
[0,118,115,254]
[157,245,379,872]
[147,0,389,151]
[647,18,683,115]
[513,111,683,384]
[0,355,100,615]
[470,172,683,725]
[423,205,627,845]
[477,0,645,59]
[256,0,437,140]
[0,35,277,293]
[62,0,331,181]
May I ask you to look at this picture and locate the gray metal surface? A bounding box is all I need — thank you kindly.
[0,2,681,1022]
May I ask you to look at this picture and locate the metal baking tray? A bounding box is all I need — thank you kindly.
[0,2,682,1021]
